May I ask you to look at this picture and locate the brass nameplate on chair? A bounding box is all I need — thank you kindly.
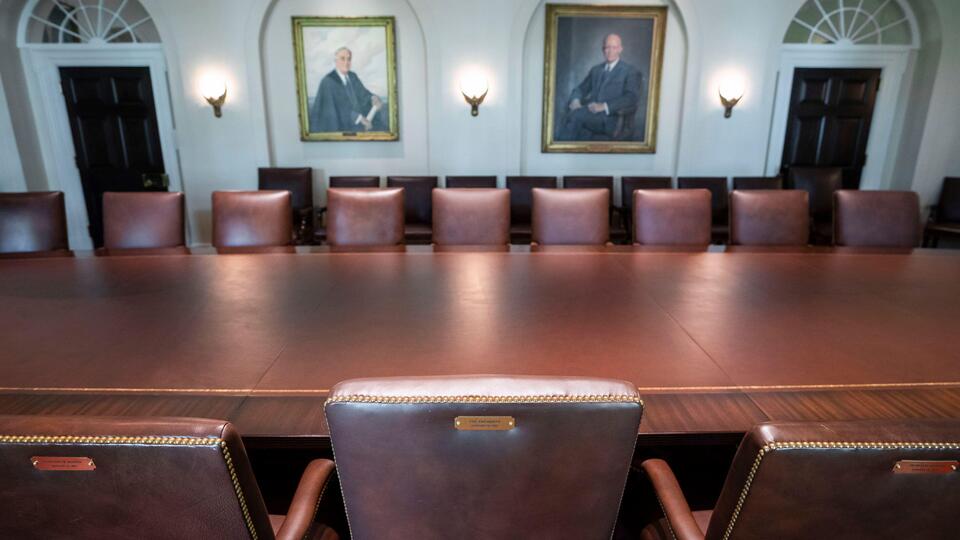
[893,460,958,474]
[31,456,96,471]
[454,416,515,431]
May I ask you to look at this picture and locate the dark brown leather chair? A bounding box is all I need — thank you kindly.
[0,191,70,258]
[326,188,404,247]
[432,188,509,246]
[563,175,613,191]
[329,176,380,188]
[639,420,960,540]
[787,167,842,245]
[100,192,188,255]
[445,175,497,189]
[386,176,438,244]
[729,190,809,247]
[732,176,782,190]
[532,187,610,246]
[0,415,338,540]
[633,189,711,249]
[258,167,314,244]
[325,375,642,539]
[924,177,960,247]
[833,190,921,249]
[621,177,672,242]
[211,190,293,253]
[506,176,557,243]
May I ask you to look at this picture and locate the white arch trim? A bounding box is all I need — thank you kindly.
[781,0,920,50]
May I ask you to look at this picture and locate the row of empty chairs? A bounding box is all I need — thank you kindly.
[258,167,853,245]
[0,187,924,256]
[2,375,957,538]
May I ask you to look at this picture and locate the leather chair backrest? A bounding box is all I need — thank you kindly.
[445,176,497,189]
[506,176,557,225]
[621,177,672,212]
[258,167,313,211]
[325,375,642,540]
[564,176,614,207]
[386,176,438,225]
[678,177,728,225]
[326,188,404,247]
[936,177,960,223]
[834,190,920,248]
[102,192,185,250]
[705,420,960,540]
[211,190,292,248]
[532,188,609,245]
[733,176,783,190]
[330,176,380,188]
[432,188,509,246]
[729,190,809,246]
[787,167,842,218]
[0,415,272,540]
[0,191,69,255]
[633,189,711,247]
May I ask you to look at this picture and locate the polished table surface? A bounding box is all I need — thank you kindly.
[1,249,959,440]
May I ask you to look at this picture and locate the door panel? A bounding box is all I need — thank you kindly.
[780,68,881,189]
[60,66,165,247]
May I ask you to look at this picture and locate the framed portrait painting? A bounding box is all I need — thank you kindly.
[542,5,666,153]
[292,16,399,141]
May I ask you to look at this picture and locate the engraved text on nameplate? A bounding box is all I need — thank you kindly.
[892,460,958,474]
[31,456,97,471]
[454,416,516,431]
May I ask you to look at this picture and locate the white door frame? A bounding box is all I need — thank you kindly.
[766,45,912,190]
[19,45,182,250]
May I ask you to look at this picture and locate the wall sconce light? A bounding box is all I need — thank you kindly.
[200,76,227,118]
[459,73,488,117]
[718,78,744,118]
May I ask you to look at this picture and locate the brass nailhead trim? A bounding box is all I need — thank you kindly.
[0,435,215,445]
[721,440,960,540]
[220,441,258,540]
[325,394,642,405]
[0,434,259,540]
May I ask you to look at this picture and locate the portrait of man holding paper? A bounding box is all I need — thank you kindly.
[292,16,399,141]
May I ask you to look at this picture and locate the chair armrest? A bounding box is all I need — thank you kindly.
[275,458,337,540]
[640,459,705,540]
[927,204,939,224]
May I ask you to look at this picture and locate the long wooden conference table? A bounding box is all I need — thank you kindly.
[1,248,959,443]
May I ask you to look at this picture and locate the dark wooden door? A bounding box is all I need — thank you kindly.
[60,67,166,247]
[780,68,881,189]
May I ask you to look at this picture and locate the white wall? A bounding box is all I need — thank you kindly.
[907,0,960,205]
[3,0,959,244]
[0,70,26,191]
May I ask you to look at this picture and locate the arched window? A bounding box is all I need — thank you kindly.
[784,0,916,47]
[23,0,160,44]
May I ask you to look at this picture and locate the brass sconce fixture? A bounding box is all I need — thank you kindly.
[718,78,744,119]
[200,77,228,118]
[460,73,488,117]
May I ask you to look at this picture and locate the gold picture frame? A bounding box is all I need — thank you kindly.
[542,4,666,153]
[292,16,399,141]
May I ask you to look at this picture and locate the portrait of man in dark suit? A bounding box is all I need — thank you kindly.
[292,17,398,141]
[542,6,666,153]
[309,47,386,133]
[556,34,641,141]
